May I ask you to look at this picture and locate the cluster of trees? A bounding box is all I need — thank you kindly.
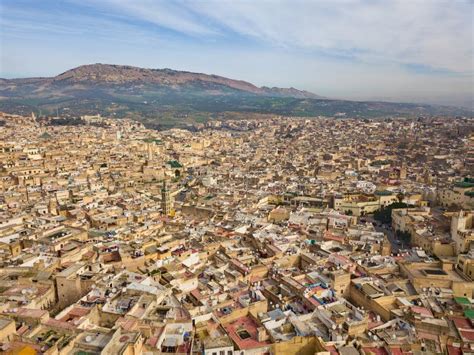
[37,117,109,127]
[396,230,411,245]
[373,202,409,224]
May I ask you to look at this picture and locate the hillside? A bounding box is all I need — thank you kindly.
[0,64,470,128]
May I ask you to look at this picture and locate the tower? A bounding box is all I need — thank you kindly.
[161,179,172,215]
[381,236,392,256]
[399,162,407,180]
[48,197,58,216]
[147,143,153,161]
[451,210,472,254]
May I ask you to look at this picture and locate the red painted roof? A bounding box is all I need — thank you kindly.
[451,316,473,330]
[223,316,270,350]
[447,345,463,355]
[389,347,404,355]
[411,306,433,317]
[45,318,77,330]
[460,329,474,341]
[362,346,389,355]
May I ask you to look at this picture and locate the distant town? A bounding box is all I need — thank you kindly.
[0,111,473,355]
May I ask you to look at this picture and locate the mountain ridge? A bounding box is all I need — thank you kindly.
[0,63,471,128]
[1,63,323,99]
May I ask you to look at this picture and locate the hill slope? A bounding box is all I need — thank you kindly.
[0,64,470,128]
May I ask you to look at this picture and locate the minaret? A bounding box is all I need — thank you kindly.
[48,197,58,216]
[399,162,407,180]
[161,179,171,215]
[147,143,153,161]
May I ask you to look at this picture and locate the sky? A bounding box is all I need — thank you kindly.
[0,0,473,107]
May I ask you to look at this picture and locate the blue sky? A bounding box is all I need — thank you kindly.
[1,0,472,107]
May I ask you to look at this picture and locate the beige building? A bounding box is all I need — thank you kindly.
[438,180,474,209]
[457,251,474,279]
[392,207,431,233]
[451,210,474,254]
[0,317,16,342]
[55,263,99,309]
[399,261,474,298]
[268,207,290,223]
[334,192,398,216]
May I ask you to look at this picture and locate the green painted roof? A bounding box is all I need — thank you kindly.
[375,190,393,196]
[455,297,471,305]
[167,160,183,168]
[465,309,474,319]
[454,177,474,189]
[370,159,391,166]
[455,182,474,188]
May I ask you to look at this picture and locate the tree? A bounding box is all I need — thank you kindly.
[396,230,411,245]
[374,202,408,224]
[396,192,405,203]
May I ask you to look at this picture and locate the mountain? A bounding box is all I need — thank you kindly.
[261,86,321,99]
[0,63,470,128]
[0,63,321,99]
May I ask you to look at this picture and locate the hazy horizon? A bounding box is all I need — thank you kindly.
[1,0,472,108]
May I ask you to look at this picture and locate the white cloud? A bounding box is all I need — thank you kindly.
[185,0,472,73]
[1,0,472,106]
[76,0,218,36]
[13,0,472,73]
[78,0,472,73]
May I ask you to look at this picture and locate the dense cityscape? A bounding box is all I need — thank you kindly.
[0,112,472,354]
[1,0,473,354]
